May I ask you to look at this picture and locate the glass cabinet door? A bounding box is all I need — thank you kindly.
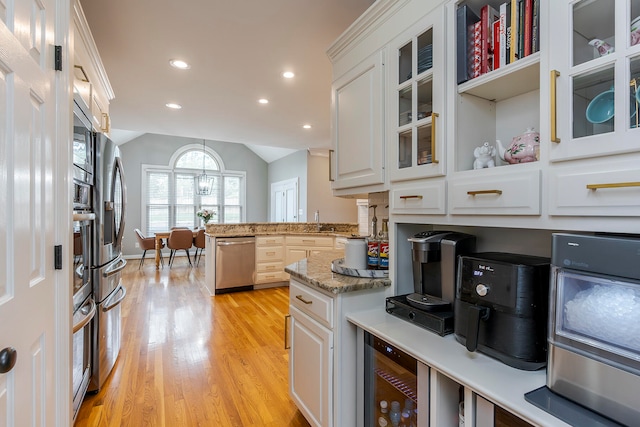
[390,6,445,182]
[549,0,640,162]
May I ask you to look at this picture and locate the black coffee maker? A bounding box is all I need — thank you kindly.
[407,231,476,311]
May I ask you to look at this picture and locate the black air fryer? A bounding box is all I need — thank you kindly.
[454,252,550,371]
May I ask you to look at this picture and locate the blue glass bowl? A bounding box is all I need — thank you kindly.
[586,89,638,124]
[586,89,614,124]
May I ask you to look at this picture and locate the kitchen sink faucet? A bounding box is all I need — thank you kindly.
[315,210,320,232]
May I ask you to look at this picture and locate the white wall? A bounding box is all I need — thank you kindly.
[306,153,358,223]
[268,150,358,223]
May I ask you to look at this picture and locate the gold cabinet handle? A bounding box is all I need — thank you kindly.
[101,112,110,133]
[550,70,560,143]
[467,190,503,196]
[266,251,276,256]
[265,265,276,270]
[295,295,313,305]
[284,314,291,350]
[586,182,640,190]
[329,149,335,182]
[399,195,423,200]
[431,112,440,164]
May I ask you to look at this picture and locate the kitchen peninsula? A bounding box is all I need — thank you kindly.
[285,251,391,427]
[203,222,360,295]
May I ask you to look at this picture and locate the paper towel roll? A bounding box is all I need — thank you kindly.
[344,238,367,270]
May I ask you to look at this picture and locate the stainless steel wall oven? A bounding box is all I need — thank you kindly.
[72,213,95,422]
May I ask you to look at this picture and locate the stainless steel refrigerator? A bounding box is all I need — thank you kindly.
[89,132,127,392]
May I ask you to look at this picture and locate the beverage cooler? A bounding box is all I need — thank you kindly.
[364,331,418,427]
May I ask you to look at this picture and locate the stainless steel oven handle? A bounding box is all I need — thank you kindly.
[72,298,96,333]
[102,285,127,312]
[102,257,127,277]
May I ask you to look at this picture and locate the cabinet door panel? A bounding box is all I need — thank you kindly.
[331,50,385,190]
[289,306,333,427]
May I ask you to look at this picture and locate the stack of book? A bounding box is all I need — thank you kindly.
[457,0,540,85]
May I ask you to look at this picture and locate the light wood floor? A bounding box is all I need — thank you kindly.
[75,257,310,427]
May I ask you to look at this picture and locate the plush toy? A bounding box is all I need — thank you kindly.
[473,142,496,169]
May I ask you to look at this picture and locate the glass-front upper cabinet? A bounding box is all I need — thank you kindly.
[549,0,640,161]
[389,5,445,182]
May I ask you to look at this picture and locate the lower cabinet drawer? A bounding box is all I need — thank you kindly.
[256,271,287,284]
[549,160,640,216]
[256,246,284,262]
[449,170,541,215]
[286,235,334,247]
[391,179,446,214]
[289,279,333,328]
[256,261,284,273]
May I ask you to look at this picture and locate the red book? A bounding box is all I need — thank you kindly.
[480,5,499,73]
[493,20,501,70]
[524,0,533,56]
[473,21,482,78]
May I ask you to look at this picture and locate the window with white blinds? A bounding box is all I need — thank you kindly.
[143,146,245,234]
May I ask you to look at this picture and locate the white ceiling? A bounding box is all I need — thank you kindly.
[79,0,376,162]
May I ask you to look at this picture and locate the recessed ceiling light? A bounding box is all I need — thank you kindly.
[303,124,312,129]
[283,71,295,79]
[169,59,190,69]
[166,103,182,109]
[258,98,269,104]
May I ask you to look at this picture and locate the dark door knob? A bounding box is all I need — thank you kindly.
[0,347,17,373]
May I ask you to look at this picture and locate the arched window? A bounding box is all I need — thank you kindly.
[142,143,246,234]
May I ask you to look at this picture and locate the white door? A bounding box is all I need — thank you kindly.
[0,0,67,425]
[271,178,298,222]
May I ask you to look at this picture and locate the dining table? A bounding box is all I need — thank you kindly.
[154,229,199,269]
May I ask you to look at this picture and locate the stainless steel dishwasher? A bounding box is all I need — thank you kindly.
[215,236,256,294]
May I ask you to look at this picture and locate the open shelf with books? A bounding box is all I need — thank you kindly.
[451,0,542,174]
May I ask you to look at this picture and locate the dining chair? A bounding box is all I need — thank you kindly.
[192,229,206,266]
[134,228,164,269]
[167,228,194,267]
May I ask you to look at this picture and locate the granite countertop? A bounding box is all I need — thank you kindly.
[285,250,391,295]
[205,222,359,238]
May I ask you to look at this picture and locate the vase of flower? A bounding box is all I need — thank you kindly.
[196,209,215,227]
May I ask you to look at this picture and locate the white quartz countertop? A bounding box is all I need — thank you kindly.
[347,309,571,427]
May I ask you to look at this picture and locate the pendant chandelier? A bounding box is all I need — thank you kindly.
[196,139,213,195]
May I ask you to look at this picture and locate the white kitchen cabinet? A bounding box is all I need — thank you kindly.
[545,0,640,218]
[330,49,386,193]
[72,0,113,133]
[389,4,447,182]
[289,304,333,427]
[288,277,388,427]
[285,235,335,266]
[255,236,287,284]
[547,0,640,162]
[445,0,543,222]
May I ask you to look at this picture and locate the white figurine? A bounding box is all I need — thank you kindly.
[473,142,496,169]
